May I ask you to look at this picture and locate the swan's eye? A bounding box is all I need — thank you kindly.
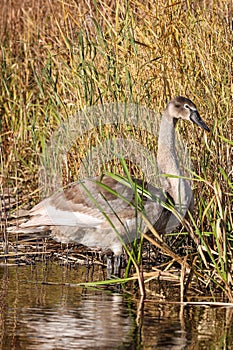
[184,104,190,110]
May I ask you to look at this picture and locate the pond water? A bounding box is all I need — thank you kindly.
[0,262,233,349]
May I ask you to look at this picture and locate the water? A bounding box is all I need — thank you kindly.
[0,263,232,349]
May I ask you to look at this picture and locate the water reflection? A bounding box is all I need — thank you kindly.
[0,264,136,349]
[0,263,232,349]
[141,303,233,349]
[19,294,134,349]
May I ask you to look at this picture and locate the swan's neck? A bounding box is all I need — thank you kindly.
[157,113,193,216]
[157,113,179,176]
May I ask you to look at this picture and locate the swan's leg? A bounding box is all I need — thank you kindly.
[113,255,121,276]
[106,254,113,279]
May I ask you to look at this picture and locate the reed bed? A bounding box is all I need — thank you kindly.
[0,0,232,300]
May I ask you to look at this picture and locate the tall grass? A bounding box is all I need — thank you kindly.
[0,0,232,299]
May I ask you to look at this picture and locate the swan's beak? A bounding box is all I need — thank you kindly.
[190,111,210,132]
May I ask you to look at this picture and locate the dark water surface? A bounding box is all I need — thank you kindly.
[0,263,232,349]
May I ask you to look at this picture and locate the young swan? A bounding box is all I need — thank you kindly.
[16,96,210,276]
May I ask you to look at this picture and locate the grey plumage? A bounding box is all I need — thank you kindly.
[15,96,210,263]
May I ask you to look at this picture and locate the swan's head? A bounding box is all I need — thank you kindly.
[166,96,210,131]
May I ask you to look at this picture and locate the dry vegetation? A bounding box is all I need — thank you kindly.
[0,0,232,299]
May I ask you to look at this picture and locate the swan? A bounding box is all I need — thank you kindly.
[15,96,210,275]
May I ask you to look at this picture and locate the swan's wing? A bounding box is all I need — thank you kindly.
[19,175,167,233]
[20,175,142,228]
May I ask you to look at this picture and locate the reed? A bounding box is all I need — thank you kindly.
[0,0,232,299]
